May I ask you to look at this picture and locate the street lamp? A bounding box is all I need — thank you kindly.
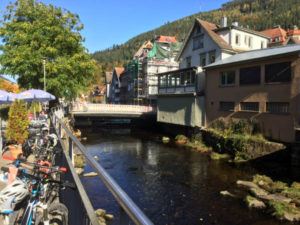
[41,57,47,91]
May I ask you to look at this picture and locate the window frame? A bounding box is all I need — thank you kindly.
[200,53,206,67]
[266,102,289,114]
[220,70,236,87]
[265,61,291,84]
[219,101,235,111]
[208,50,216,64]
[193,34,204,50]
[239,66,261,86]
[240,102,259,112]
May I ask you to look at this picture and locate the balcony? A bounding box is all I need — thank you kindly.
[157,67,202,95]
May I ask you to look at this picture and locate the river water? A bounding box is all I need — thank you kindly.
[80,128,294,225]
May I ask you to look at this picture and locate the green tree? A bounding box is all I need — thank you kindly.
[5,99,29,144]
[0,0,96,99]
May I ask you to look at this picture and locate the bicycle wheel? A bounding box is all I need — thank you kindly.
[35,202,68,225]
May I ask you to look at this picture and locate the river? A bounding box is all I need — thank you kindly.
[80,128,294,225]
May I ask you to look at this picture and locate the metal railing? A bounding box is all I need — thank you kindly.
[50,106,153,225]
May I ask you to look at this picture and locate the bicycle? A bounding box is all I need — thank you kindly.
[0,156,75,225]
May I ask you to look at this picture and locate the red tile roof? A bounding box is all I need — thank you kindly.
[115,67,124,79]
[287,29,300,36]
[260,27,287,42]
[155,35,178,43]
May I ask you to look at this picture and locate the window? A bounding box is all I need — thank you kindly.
[170,75,176,87]
[235,34,240,45]
[191,71,196,84]
[240,66,261,85]
[186,57,191,68]
[186,71,191,84]
[266,102,289,114]
[175,74,180,86]
[274,36,281,42]
[261,41,265,49]
[241,102,259,112]
[248,37,253,48]
[220,71,235,86]
[208,51,216,64]
[220,102,235,111]
[265,62,291,83]
[200,53,206,67]
[180,72,185,86]
[160,75,167,87]
[193,35,204,50]
[244,36,248,45]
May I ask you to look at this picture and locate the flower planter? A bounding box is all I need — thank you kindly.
[8,145,23,159]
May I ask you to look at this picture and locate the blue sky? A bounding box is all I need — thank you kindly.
[1,0,229,53]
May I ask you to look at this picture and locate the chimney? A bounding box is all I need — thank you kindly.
[232,22,239,27]
[220,16,227,28]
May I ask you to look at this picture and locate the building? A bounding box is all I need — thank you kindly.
[204,44,300,143]
[260,25,300,46]
[156,17,270,128]
[260,26,287,47]
[109,67,124,104]
[141,36,181,105]
[119,67,135,105]
[105,71,113,102]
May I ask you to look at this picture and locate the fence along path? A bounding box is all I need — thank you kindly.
[52,106,154,225]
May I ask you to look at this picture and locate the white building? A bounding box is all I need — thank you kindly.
[156,17,270,128]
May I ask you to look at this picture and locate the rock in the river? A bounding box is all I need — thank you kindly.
[162,136,170,143]
[245,195,266,209]
[104,214,114,221]
[75,168,84,175]
[250,187,269,198]
[83,172,97,177]
[220,190,236,198]
[95,209,107,217]
[237,180,259,189]
[260,194,292,203]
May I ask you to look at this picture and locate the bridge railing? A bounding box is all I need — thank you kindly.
[51,106,154,225]
[71,103,155,113]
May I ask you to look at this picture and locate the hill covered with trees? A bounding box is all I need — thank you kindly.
[92,0,300,70]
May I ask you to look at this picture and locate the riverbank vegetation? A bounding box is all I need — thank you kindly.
[172,118,285,162]
[238,174,300,222]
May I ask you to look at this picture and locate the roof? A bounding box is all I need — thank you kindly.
[177,18,235,60]
[105,72,113,84]
[288,29,300,36]
[114,67,124,79]
[215,26,270,39]
[260,27,287,42]
[286,37,300,45]
[133,41,153,59]
[205,44,300,70]
[155,35,178,43]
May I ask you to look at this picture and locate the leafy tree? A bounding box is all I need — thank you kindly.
[0,0,96,99]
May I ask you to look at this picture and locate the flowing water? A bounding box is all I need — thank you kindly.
[80,128,295,225]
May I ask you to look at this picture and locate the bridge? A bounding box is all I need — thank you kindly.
[71,103,156,120]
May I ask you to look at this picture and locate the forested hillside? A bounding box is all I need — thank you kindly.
[92,0,300,69]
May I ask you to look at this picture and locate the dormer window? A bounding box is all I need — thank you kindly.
[274,36,281,42]
[193,35,204,50]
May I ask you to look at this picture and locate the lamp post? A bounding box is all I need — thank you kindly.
[41,57,47,91]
